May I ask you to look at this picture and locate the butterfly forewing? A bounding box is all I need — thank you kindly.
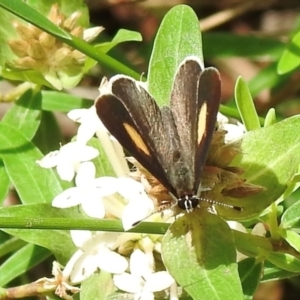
[95,77,176,195]
[194,67,221,192]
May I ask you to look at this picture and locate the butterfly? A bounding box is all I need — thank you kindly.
[95,56,242,212]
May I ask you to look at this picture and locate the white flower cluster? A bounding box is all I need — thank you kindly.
[36,104,176,299]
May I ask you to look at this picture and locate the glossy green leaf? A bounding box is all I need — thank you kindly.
[238,258,263,299]
[235,77,261,131]
[203,33,284,59]
[0,244,50,286]
[148,4,203,106]
[217,115,300,220]
[0,123,63,204]
[280,229,300,252]
[262,261,299,282]
[162,211,243,300]
[281,198,300,229]
[0,204,79,263]
[266,251,300,272]
[278,29,300,74]
[81,271,115,300]
[2,90,42,140]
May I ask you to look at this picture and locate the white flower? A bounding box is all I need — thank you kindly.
[68,106,103,144]
[69,230,128,283]
[118,178,155,230]
[217,113,245,143]
[52,162,118,218]
[36,141,99,181]
[113,249,174,300]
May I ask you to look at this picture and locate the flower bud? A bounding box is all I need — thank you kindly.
[9,39,29,57]
[84,26,104,42]
[13,21,35,39]
[39,32,56,48]
[71,26,83,39]
[54,47,72,65]
[15,56,37,69]
[63,12,81,30]
[27,41,46,59]
[72,50,85,64]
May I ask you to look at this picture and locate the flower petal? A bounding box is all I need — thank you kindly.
[117,177,145,200]
[144,271,175,292]
[56,161,76,181]
[75,162,96,187]
[122,197,154,231]
[36,150,60,168]
[61,142,99,162]
[52,188,83,208]
[81,195,105,219]
[70,252,97,283]
[70,230,93,248]
[113,273,142,293]
[130,249,152,277]
[67,108,87,123]
[97,249,128,274]
[93,177,119,195]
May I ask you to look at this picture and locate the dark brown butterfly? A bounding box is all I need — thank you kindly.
[95,57,242,212]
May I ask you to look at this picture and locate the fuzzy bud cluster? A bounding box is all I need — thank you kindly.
[8,4,103,78]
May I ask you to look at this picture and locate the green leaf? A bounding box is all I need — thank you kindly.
[238,258,263,299]
[0,244,50,286]
[264,108,277,127]
[266,251,300,272]
[235,77,261,131]
[95,29,142,54]
[41,91,92,112]
[278,29,300,74]
[162,211,243,300]
[262,261,299,282]
[0,123,63,204]
[32,110,63,154]
[218,116,300,220]
[0,236,26,258]
[2,89,42,140]
[203,33,284,59]
[279,229,300,252]
[85,29,142,72]
[148,4,203,106]
[81,272,115,300]
[281,198,300,229]
[0,204,79,263]
[0,160,9,205]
